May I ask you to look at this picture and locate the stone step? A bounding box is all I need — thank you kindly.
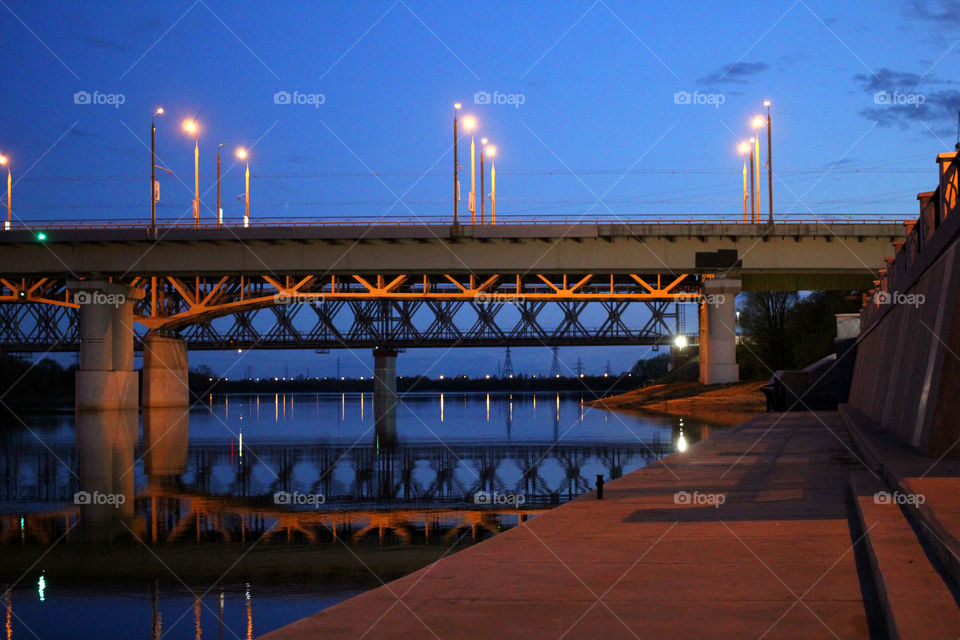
[841,404,960,587]
[849,471,960,640]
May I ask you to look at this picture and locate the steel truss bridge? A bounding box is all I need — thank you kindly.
[0,220,903,352]
[0,273,692,351]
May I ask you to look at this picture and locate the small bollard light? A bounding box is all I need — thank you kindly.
[596,474,604,500]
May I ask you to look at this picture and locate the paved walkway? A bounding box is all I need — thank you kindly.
[261,413,878,639]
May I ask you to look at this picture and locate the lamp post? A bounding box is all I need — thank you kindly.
[0,155,9,231]
[182,119,199,227]
[764,99,773,224]
[480,137,487,224]
[453,103,461,225]
[236,148,249,227]
[463,116,477,223]
[738,142,749,223]
[487,145,497,225]
[151,107,163,236]
[752,116,763,223]
[216,142,225,226]
[748,138,756,224]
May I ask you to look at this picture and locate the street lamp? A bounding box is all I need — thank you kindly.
[236,148,249,227]
[216,142,225,227]
[463,116,477,223]
[0,154,9,231]
[748,138,756,224]
[151,107,163,236]
[752,116,763,223]
[182,119,200,227]
[453,103,461,225]
[764,100,773,224]
[486,145,497,225]
[480,137,487,224]
[738,142,749,223]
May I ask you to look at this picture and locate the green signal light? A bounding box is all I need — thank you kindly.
[36,232,47,241]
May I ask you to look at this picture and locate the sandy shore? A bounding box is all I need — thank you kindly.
[586,380,768,426]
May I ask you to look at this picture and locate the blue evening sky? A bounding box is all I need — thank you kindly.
[1,1,957,378]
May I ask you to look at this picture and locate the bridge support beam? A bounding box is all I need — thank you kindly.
[142,332,190,409]
[72,281,144,411]
[698,278,741,385]
[373,348,398,448]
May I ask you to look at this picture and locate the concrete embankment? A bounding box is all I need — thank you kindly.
[259,411,945,639]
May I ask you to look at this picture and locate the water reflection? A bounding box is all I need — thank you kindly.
[0,391,721,638]
[75,408,137,540]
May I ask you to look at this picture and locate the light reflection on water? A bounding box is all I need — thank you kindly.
[0,392,720,639]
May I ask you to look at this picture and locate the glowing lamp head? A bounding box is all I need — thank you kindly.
[674,335,688,349]
[463,116,476,131]
[236,148,248,160]
[749,137,756,144]
[182,119,198,135]
[154,107,164,116]
[486,145,496,157]
[0,155,7,166]
[763,99,770,107]
[454,103,461,110]
[752,116,764,129]
[738,143,748,154]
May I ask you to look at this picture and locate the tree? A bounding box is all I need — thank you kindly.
[738,291,799,375]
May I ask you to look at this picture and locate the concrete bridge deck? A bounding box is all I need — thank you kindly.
[0,222,903,290]
[258,412,906,639]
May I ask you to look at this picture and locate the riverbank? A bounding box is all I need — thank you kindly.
[258,412,902,639]
[586,380,767,426]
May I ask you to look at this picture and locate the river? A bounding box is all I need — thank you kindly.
[0,391,721,639]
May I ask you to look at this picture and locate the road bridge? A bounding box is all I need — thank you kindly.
[0,219,905,410]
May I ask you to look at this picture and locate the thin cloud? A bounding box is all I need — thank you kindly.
[909,0,960,25]
[698,61,768,85]
[83,36,130,53]
[860,89,960,136]
[854,67,927,92]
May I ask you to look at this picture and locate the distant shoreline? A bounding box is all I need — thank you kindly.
[587,380,768,426]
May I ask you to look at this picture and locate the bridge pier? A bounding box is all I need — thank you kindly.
[141,332,190,409]
[373,348,398,448]
[698,278,740,385]
[72,281,144,411]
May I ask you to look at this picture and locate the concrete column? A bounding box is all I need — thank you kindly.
[112,299,135,372]
[373,348,398,448]
[72,281,144,411]
[698,278,741,385]
[141,332,190,409]
[79,302,113,371]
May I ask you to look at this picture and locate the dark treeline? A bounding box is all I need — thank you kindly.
[0,353,75,403]
[192,368,641,395]
[736,290,861,378]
